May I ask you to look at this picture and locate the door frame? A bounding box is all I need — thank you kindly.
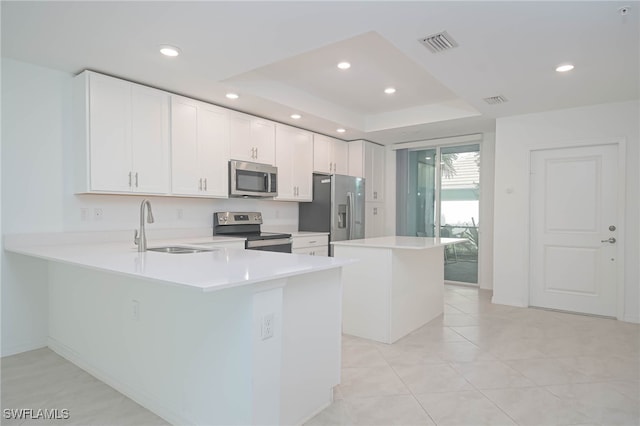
[527,137,627,319]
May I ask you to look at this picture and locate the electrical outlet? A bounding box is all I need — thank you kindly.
[94,208,103,220]
[132,300,140,321]
[80,208,89,222]
[261,313,275,340]
[177,209,183,220]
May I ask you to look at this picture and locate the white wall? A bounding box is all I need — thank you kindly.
[1,58,299,356]
[493,100,640,323]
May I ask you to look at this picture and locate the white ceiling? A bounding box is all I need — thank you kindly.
[2,1,638,145]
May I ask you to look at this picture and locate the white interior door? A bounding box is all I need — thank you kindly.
[530,144,619,317]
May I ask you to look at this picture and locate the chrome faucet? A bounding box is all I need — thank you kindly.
[134,199,155,252]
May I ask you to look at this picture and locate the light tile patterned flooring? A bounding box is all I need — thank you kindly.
[1,285,638,425]
[306,285,640,426]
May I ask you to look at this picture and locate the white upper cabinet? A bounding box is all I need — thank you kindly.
[171,96,229,198]
[228,112,276,165]
[313,134,348,175]
[275,124,313,201]
[348,140,385,202]
[75,71,170,194]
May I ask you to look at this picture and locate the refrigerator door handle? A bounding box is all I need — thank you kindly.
[347,191,355,240]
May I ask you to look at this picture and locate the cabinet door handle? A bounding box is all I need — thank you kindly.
[199,178,203,191]
[309,240,317,244]
[374,191,377,200]
[135,172,139,187]
[204,178,207,191]
[256,147,258,159]
[128,171,132,187]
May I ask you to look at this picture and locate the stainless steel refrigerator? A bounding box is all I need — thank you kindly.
[299,174,365,256]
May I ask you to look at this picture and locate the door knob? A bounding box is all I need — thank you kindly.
[601,237,616,243]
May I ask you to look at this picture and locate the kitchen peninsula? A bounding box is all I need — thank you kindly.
[332,236,466,344]
[5,236,351,426]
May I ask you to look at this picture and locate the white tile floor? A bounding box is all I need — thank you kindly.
[2,285,638,426]
[306,285,640,426]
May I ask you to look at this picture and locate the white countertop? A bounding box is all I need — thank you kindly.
[331,236,467,250]
[4,236,352,293]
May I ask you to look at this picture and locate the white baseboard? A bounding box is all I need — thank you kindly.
[1,339,47,358]
[491,295,527,308]
[294,395,333,426]
[48,338,193,426]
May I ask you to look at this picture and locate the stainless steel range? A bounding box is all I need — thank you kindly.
[213,212,292,253]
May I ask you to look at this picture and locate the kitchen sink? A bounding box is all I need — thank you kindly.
[147,246,218,254]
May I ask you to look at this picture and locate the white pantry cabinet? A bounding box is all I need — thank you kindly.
[313,134,348,175]
[275,124,313,201]
[348,140,385,202]
[74,71,170,194]
[228,112,276,165]
[171,96,229,198]
[365,202,386,238]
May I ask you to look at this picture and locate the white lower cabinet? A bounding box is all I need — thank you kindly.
[365,202,386,238]
[292,234,329,256]
[171,96,229,198]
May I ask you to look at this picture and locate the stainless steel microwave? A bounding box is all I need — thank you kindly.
[229,160,278,198]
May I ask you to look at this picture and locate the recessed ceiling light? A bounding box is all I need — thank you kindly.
[290,114,302,119]
[556,64,575,73]
[336,128,346,133]
[337,62,351,70]
[225,93,239,100]
[384,87,396,94]
[159,45,181,57]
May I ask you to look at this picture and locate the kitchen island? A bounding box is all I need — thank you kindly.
[5,236,352,426]
[332,236,466,344]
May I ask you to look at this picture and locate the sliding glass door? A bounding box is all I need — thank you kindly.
[397,143,480,284]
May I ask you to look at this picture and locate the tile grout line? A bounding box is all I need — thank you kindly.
[376,345,439,425]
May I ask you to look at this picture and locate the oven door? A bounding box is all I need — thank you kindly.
[245,238,292,253]
[230,160,278,198]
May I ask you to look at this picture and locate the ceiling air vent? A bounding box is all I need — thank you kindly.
[483,95,508,105]
[419,31,458,53]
